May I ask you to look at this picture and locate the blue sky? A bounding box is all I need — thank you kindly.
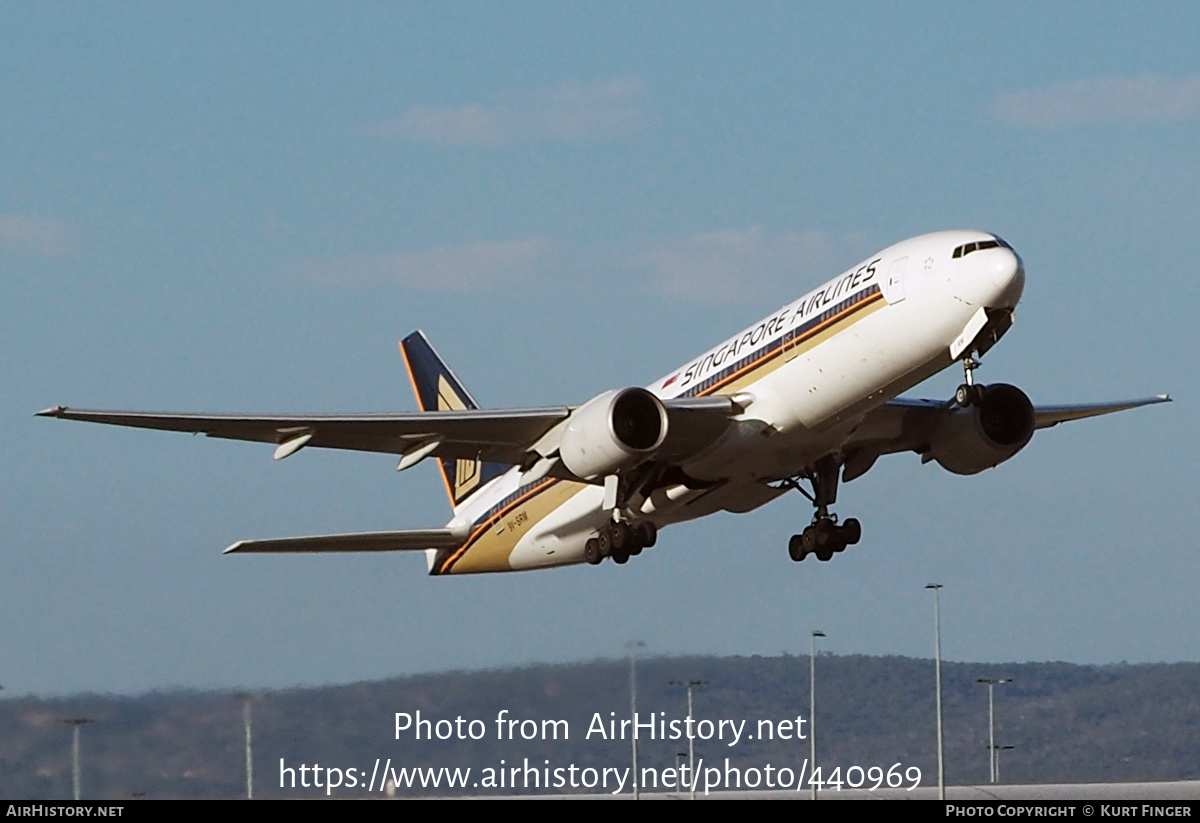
[2,3,1196,696]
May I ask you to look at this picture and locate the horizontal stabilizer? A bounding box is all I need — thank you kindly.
[224,526,468,554]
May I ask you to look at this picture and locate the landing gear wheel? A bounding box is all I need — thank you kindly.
[818,518,849,555]
[816,547,835,562]
[956,383,986,407]
[841,518,861,546]
[634,521,657,549]
[610,522,631,553]
[598,529,613,558]
[584,538,603,565]
[800,528,818,555]
[788,533,806,562]
[595,522,644,564]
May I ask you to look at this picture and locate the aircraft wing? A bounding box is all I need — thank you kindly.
[36,405,571,465]
[1028,396,1173,429]
[837,393,1171,480]
[874,394,1172,431]
[36,395,741,473]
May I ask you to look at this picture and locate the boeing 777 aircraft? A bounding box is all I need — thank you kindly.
[39,230,1169,574]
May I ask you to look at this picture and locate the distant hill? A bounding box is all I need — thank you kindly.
[2,654,1197,798]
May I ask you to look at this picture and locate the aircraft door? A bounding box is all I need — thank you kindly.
[784,320,800,361]
[882,256,907,304]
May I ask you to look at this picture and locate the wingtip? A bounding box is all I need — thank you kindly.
[35,405,67,418]
[223,541,244,554]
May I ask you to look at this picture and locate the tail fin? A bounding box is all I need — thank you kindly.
[399,330,508,509]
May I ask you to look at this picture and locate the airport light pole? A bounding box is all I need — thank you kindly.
[63,718,92,801]
[237,694,258,799]
[670,679,706,800]
[627,640,645,800]
[926,584,945,801]
[976,677,1012,784]
[810,630,825,801]
[994,745,1014,783]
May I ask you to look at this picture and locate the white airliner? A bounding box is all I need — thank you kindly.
[39,230,1169,574]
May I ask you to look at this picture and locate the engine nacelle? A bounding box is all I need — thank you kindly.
[927,383,1035,475]
[559,388,668,481]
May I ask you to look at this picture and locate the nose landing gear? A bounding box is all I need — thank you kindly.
[955,356,986,407]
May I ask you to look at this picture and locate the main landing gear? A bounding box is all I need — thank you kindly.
[788,517,861,563]
[780,455,862,562]
[585,520,657,566]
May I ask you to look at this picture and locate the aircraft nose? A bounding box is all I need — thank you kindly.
[987,247,1025,308]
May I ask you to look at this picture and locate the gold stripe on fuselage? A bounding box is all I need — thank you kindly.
[437,478,591,574]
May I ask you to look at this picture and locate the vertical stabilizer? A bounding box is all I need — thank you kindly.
[399,330,508,509]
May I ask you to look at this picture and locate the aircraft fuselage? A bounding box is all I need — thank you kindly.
[440,230,1025,574]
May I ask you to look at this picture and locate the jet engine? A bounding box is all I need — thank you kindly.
[558,388,668,481]
[926,383,1035,475]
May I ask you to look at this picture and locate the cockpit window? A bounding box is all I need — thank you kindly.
[952,236,1010,259]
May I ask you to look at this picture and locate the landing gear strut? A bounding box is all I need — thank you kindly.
[586,520,656,566]
[955,356,986,407]
[781,455,863,562]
